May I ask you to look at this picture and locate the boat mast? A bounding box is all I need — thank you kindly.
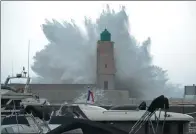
[24,40,31,93]
[28,40,30,78]
[12,60,14,77]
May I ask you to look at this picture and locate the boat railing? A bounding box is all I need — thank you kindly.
[103,110,136,113]
[129,95,169,134]
[1,113,45,133]
[188,118,196,134]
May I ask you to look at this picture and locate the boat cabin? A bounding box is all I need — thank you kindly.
[54,103,194,134]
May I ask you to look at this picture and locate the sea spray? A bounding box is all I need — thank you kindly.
[74,88,109,105]
[32,5,183,99]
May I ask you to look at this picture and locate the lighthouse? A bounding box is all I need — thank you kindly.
[96,29,116,90]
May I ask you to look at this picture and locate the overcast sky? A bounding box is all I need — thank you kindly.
[1,1,196,85]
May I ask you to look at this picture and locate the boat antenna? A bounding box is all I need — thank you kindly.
[12,60,14,77]
[28,40,30,77]
[23,40,31,93]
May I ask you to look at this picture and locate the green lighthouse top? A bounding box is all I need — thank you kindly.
[100,29,111,41]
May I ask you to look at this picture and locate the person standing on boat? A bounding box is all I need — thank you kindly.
[86,86,94,104]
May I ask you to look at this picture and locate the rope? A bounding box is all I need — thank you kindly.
[161,105,167,134]
[28,113,39,133]
[129,95,169,134]
[13,100,20,133]
[155,109,161,133]
[42,108,51,132]
[149,119,156,134]
[129,111,156,134]
[29,113,43,134]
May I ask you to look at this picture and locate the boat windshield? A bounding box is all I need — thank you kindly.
[6,78,28,85]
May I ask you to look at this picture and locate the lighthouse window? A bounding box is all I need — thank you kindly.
[105,64,107,68]
[104,81,108,89]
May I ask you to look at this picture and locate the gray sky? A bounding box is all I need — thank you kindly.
[1,1,196,85]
